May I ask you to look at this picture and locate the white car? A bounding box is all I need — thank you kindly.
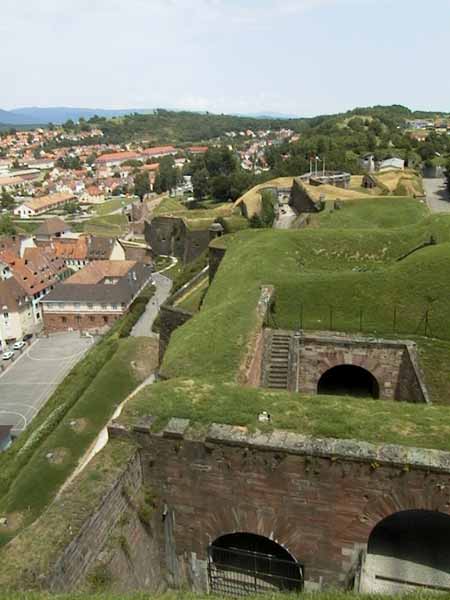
[2,351,14,361]
[13,340,25,350]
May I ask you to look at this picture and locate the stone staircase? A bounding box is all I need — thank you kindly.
[264,331,293,390]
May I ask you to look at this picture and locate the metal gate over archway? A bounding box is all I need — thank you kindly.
[208,544,304,597]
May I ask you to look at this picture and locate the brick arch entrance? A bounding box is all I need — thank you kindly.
[208,532,304,595]
[360,510,450,592]
[318,364,380,398]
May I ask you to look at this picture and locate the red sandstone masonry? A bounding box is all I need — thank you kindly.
[129,419,450,591]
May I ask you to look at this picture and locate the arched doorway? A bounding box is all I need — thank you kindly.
[361,510,450,592]
[317,365,379,398]
[208,532,303,596]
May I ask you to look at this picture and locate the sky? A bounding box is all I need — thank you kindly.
[2,0,450,116]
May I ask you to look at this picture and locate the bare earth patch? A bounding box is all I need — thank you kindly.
[0,511,25,533]
[46,448,70,465]
[69,418,89,433]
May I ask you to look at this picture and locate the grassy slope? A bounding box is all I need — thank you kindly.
[123,378,450,452]
[83,214,128,236]
[162,204,450,406]
[316,196,428,229]
[234,177,295,217]
[0,439,136,589]
[0,337,158,544]
[0,593,444,600]
[93,197,134,216]
[152,197,244,232]
[174,276,208,312]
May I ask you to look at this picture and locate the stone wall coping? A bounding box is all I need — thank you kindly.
[204,423,450,472]
[163,417,191,439]
[129,415,450,473]
[299,330,417,350]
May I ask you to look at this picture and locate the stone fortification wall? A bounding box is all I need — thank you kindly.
[208,244,227,284]
[158,304,194,364]
[295,332,429,402]
[46,449,162,592]
[261,330,429,403]
[289,178,322,214]
[119,419,450,593]
[144,216,210,265]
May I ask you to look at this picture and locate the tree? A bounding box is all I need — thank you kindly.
[134,172,151,199]
[192,168,210,201]
[63,201,79,215]
[1,188,15,210]
[0,214,16,235]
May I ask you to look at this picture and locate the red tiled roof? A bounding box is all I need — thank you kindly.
[142,145,176,156]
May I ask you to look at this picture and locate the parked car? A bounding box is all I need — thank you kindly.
[22,333,33,341]
[2,351,14,361]
[13,340,25,350]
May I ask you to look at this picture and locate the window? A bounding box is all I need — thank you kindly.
[103,316,109,324]
[87,303,93,309]
[89,316,95,322]
[62,317,67,323]
[3,311,9,319]
[112,304,118,310]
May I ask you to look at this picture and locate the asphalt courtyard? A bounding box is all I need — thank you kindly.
[0,332,93,435]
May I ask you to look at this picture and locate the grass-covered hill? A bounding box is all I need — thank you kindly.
[116,196,450,456]
[152,197,248,232]
[162,201,450,382]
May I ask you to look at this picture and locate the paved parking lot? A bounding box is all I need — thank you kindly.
[0,332,93,435]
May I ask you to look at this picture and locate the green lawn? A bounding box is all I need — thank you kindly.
[0,439,137,589]
[316,196,428,229]
[123,377,450,453]
[0,337,157,545]
[175,276,208,313]
[83,214,129,237]
[93,197,134,216]
[162,210,450,396]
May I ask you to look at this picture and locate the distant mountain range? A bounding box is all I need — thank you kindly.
[0,106,301,126]
[0,107,155,125]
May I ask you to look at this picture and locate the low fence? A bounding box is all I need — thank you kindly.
[268,303,448,341]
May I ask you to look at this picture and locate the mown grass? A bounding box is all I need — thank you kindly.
[0,439,137,589]
[162,210,450,396]
[0,285,156,545]
[316,197,428,229]
[83,214,128,237]
[93,197,134,216]
[0,337,157,544]
[175,277,208,313]
[123,377,450,452]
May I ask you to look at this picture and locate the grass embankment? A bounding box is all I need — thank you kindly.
[0,593,445,600]
[316,196,428,229]
[93,197,134,216]
[303,183,371,202]
[152,197,247,232]
[81,214,129,237]
[375,168,424,196]
[0,337,157,546]
[0,438,136,590]
[234,177,294,217]
[123,377,450,452]
[162,208,450,398]
[0,286,157,546]
[175,277,209,313]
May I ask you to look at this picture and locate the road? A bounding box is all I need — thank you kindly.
[131,271,173,337]
[0,333,93,435]
[423,178,450,213]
